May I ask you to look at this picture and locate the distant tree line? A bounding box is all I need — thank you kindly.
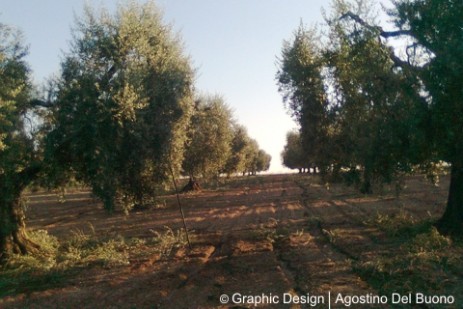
[277,0,463,233]
[0,1,270,262]
[281,131,316,174]
[182,94,271,181]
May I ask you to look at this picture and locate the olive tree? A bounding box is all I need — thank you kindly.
[325,0,427,193]
[242,138,271,175]
[276,24,331,173]
[278,0,427,192]
[330,0,463,231]
[281,131,307,173]
[0,22,42,261]
[182,94,233,180]
[48,2,194,212]
[280,0,463,233]
[255,149,272,173]
[392,0,463,232]
[223,124,251,176]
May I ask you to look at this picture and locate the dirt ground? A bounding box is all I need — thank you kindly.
[0,174,459,308]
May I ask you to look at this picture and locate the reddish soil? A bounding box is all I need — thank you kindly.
[0,174,453,308]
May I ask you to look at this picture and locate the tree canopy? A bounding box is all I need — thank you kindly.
[277,0,463,233]
[0,22,42,261]
[276,25,330,173]
[182,95,271,179]
[47,2,195,212]
[1,1,273,261]
[223,124,251,176]
[392,0,463,232]
[281,131,307,173]
[182,95,233,180]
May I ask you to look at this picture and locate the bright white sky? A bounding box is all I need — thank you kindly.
[0,0,390,173]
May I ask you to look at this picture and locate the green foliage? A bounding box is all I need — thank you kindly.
[48,1,194,212]
[409,227,452,253]
[0,23,34,178]
[0,227,188,297]
[255,149,271,173]
[277,0,444,193]
[181,94,271,179]
[327,1,427,190]
[279,0,463,231]
[354,223,462,304]
[370,210,430,237]
[281,131,306,171]
[0,21,47,260]
[276,24,330,171]
[223,124,251,176]
[182,94,233,179]
[392,0,463,231]
[4,227,187,270]
[0,23,31,154]
[150,226,188,257]
[242,138,271,175]
[393,0,463,163]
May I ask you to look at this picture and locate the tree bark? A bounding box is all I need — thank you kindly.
[360,166,373,194]
[0,197,40,263]
[0,165,41,264]
[436,163,463,234]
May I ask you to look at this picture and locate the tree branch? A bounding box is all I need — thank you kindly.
[380,29,412,38]
[339,11,418,72]
[29,99,54,108]
[340,11,411,39]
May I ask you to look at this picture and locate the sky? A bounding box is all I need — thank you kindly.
[1,0,334,173]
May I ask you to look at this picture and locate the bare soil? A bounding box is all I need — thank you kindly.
[0,174,459,308]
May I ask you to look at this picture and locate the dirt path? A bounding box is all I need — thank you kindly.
[1,174,450,308]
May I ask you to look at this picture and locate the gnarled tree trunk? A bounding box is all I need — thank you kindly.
[0,166,41,264]
[0,196,39,262]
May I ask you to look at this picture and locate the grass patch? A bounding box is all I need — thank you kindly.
[0,227,188,298]
[214,175,268,190]
[354,220,463,307]
[149,226,189,258]
[368,209,433,237]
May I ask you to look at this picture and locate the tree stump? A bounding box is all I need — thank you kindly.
[181,177,201,193]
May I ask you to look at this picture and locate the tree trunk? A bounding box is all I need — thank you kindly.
[436,163,463,234]
[360,166,373,194]
[0,165,41,264]
[181,177,201,193]
[0,196,39,263]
